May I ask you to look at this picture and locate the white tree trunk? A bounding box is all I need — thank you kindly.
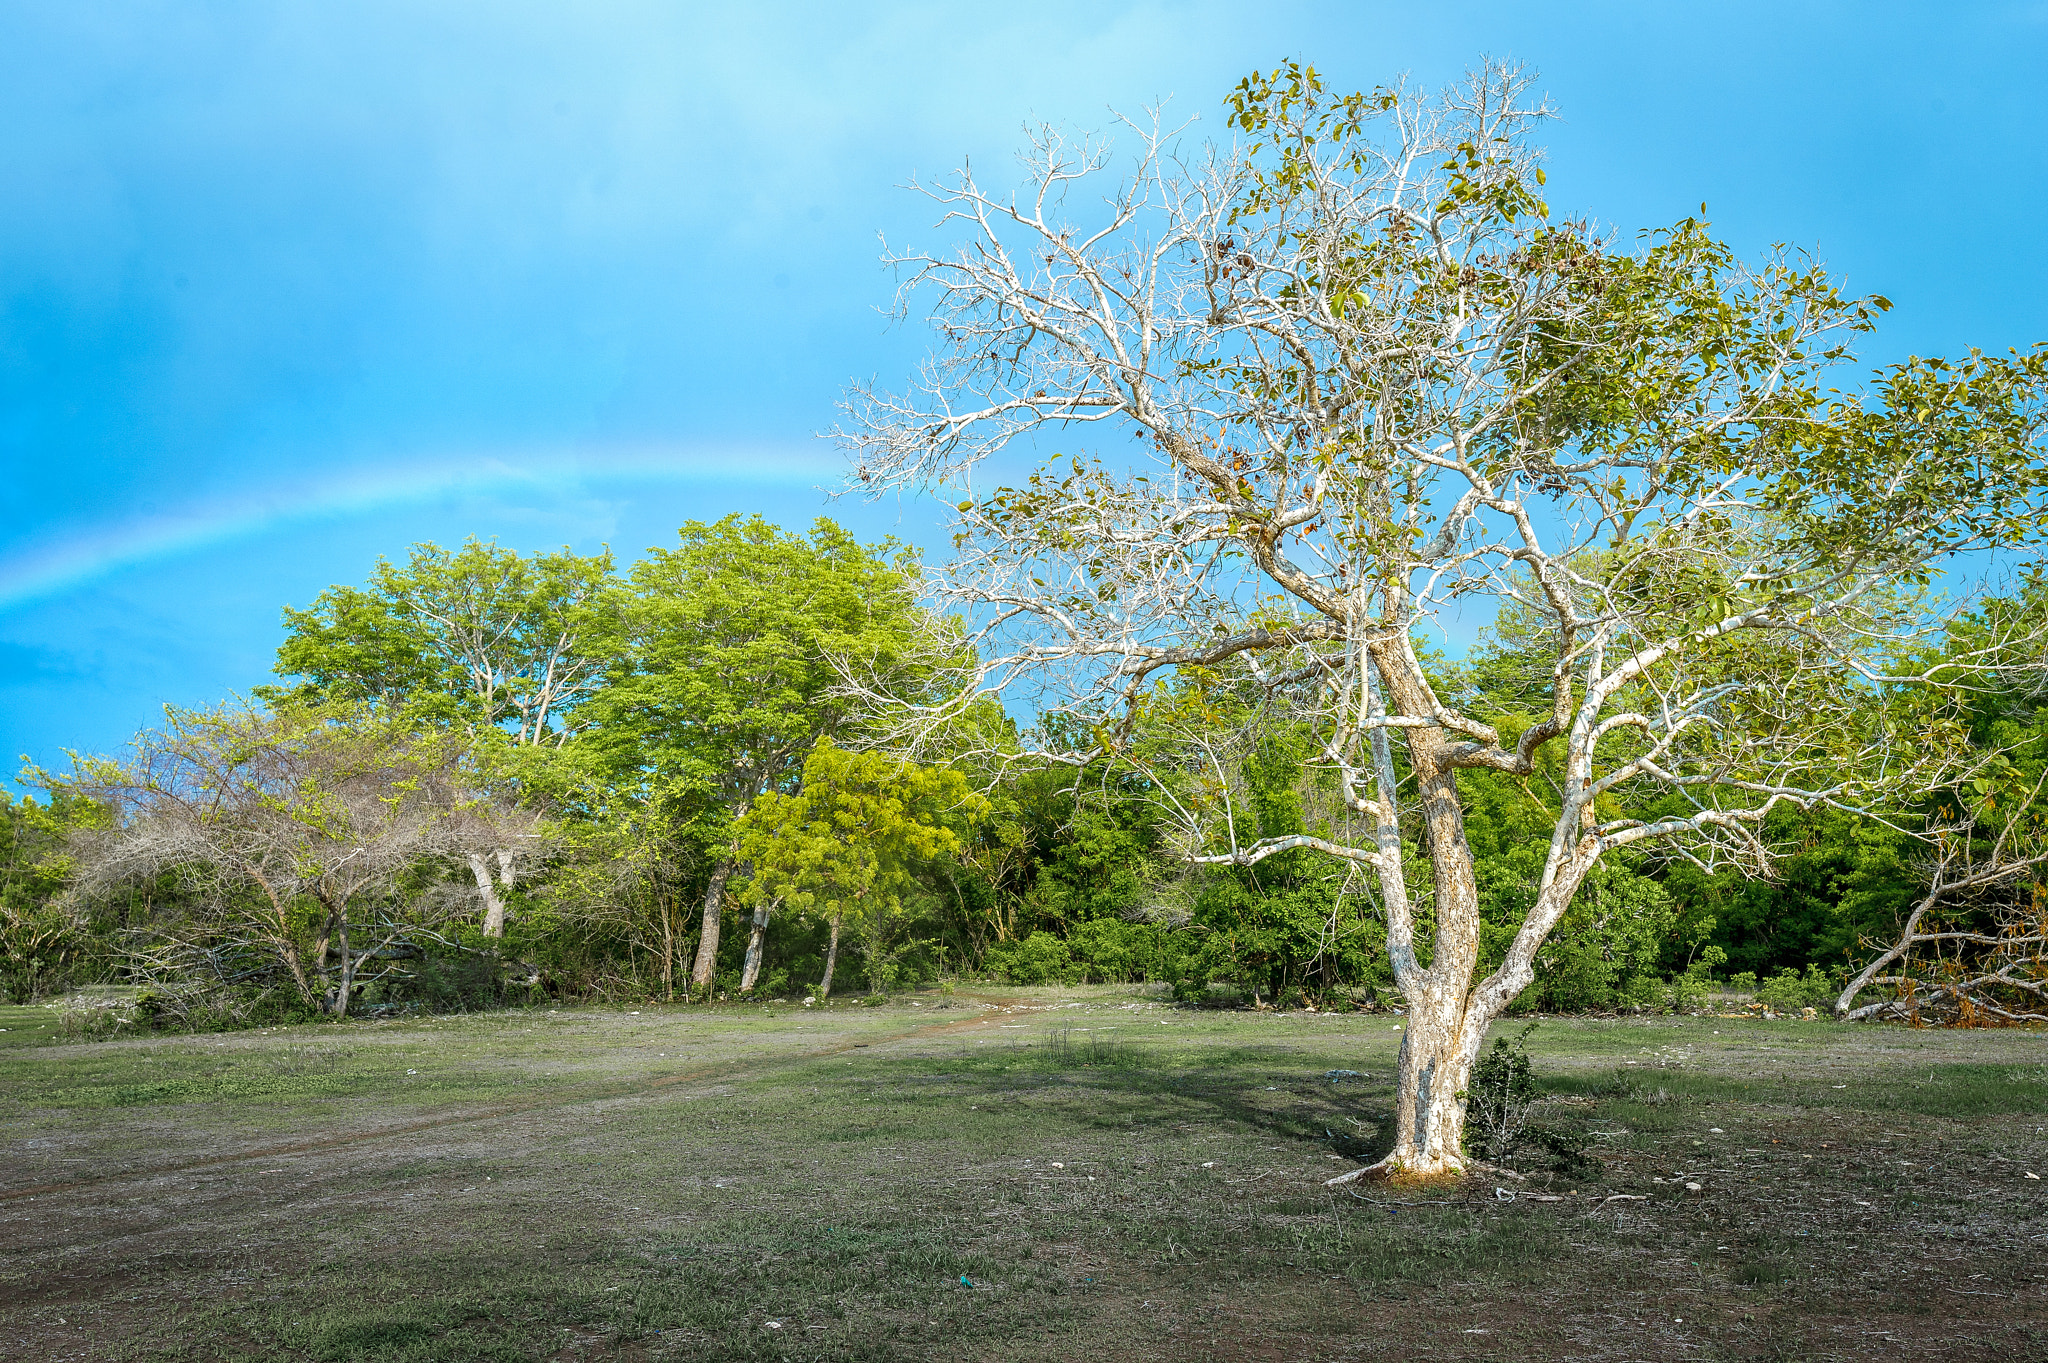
[331,914,354,1018]
[467,853,510,938]
[739,898,773,993]
[1382,985,1494,1175]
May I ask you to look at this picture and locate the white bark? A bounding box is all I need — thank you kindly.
[468,852,507,937]
[819,914,843,1000]
[740,896,775,993]
[837,63,2048,1175]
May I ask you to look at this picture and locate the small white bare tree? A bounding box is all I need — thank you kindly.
[62,702,543,1017]
[838,61,2048,1177]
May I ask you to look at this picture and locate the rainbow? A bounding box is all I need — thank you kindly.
[0,443,847,612]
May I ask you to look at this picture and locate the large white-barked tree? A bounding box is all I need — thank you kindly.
[839,62,2048,1177]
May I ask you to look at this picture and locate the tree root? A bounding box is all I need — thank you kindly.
[1324,1154,1526,1187]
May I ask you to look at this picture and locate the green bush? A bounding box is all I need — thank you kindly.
[986,931,1079,985]
[1170,980,1244,1008]
[1479,853,1675,1012]
[1066,917,1151,981]
[1755,964,1841,1012]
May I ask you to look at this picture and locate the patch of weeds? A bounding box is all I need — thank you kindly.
[1865,1063,2048,1118]
[1731,1259,1794,1286]
[1326,1114,1389,1163]
[1515,1115,1599,1180]
[1466,1024,1538,1160]
[1463,1026,1597,1177]
[309,1313,439,1359]
[1038,1027,1141,1070]
[1336,1206,1561,1289]
[1726,1229,1799,1291]
[49,992,145,1041]
[815,1121,919,1143]
[45,1066,386,1109]
[375,1155,503,1186]
[262,1043,349,1076]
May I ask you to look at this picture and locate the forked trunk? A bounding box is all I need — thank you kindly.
[1383,984,1492,1176]
[689,858,735,998]
[330,914,354,1018]
[1346,645,1504,1180]
[739,898,774,993]
[468,852,509,938]
[248,866,317,1009]
[818,914,843,1000]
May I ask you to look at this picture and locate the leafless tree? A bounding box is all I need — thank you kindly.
[837,62,2048,1176]
[1838,782,2048,1025]
[60,702,544,1017]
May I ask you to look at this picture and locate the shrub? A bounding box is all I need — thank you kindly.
[1755,964,1840,1012]
[1663,962,1718,1013]
[1170,979,1243,1007]
[50,993,141,1041]
[986,932,1078,985]
[1041,1026,1138,1068]
[124,981,318,1033]
[1067,917,1151,981]
[382,953,509,1012]
[1465,1025,1538,1160]
[1464,1023,1596,1174]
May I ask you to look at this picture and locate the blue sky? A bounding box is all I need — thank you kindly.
[3,1,2045,782]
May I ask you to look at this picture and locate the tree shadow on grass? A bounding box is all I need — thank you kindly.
[877,1035,1400,1165]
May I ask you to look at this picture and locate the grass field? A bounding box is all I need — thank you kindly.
[2,988,2044,1362]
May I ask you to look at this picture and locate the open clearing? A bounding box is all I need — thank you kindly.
[1,989,2044,1362]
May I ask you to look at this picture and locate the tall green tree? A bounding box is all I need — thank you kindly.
[272,538,617,741]
[583,516,932,996]
[0,790,102,1003]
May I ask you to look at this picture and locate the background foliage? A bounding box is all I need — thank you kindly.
[10,516,2041,1028]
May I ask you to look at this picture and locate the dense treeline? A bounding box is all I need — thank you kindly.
[5,511,2038,1027]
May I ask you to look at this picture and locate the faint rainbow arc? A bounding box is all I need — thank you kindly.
[0,445,841,612]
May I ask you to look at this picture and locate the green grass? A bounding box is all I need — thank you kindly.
[2,991,2044,1361]
[0,999,65,1049]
